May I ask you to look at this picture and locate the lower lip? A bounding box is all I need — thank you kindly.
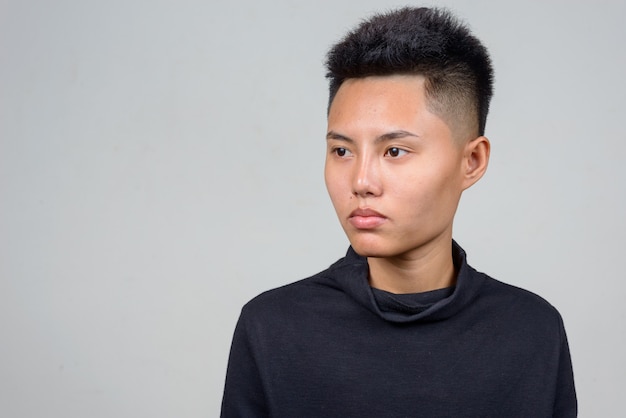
[348,216,387,229]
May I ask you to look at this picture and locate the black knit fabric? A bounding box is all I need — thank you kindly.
[372,285,455,316]
[221,242,577,417]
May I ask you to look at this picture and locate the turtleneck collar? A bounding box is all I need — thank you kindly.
[324,241,487,323]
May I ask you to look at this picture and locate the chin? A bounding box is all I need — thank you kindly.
[347,231,442,259]
[348,237,397,258]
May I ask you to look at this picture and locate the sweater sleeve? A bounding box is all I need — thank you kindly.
[553,317,577,417]
[221,309,269,418]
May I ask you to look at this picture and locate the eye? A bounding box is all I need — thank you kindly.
[333,147,352,157]
[385,147,407,158]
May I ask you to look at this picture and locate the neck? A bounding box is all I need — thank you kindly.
[367,239,456,294]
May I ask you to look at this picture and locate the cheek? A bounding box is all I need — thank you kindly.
[324,166,347,206]
[392,164,460,211]
[323,161,333,192]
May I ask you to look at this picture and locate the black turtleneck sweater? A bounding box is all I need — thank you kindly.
[221,242,577,417]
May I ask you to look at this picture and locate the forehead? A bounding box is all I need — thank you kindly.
[327,75,442,133]
[328,74,473,143]
[330,75,426,116]
[332,74,427,104]
[326,75,457,148]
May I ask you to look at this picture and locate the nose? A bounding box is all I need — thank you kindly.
[352,154,382,197]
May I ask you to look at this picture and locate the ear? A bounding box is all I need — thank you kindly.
[461,136,490,190]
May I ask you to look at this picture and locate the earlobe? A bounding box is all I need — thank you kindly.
[462,136,490,190]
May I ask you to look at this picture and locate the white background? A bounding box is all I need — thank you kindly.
[1,0,624,416]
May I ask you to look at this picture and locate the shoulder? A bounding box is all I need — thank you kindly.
[244,275,320,308]
[240,250,363,320]
[477,272,567,333]
[482,274,559,312]
[239,266,341,322]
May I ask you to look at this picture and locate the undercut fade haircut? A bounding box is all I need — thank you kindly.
[325,7,494,138]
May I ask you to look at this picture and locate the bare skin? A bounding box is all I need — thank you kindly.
[325,75,490,294]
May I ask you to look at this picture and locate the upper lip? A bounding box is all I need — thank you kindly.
[349,208,386,218]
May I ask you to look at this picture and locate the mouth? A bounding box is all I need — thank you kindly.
[348,208,387,229]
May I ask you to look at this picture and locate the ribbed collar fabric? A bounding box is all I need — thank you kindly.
[324,241,486,323]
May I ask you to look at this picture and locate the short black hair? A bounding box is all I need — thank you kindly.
[325,7,494,138]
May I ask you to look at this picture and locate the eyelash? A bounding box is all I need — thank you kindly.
[332,147,352,157]
[384,147,407,158]
[331,147,408,158]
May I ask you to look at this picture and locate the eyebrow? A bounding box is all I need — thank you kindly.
[326,130,419,143]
